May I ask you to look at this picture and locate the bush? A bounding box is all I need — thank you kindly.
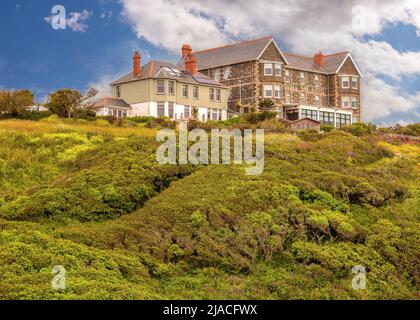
[340,123,377,136]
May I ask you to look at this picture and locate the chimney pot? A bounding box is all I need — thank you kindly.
[182,44,192,59]
[133,51,141,77]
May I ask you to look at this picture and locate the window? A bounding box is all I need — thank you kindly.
[319,111,334,125]
[351,96,358,109]
[157,80,165,94]
[336,113,351,127]
[300,93,306,104]
[183,84,189,98]
[193,86,199,99]
[157,102,165,117]
[168,102,174,118]
[223,68,231,79]
[212,109,217,120]
[214,70,220,81]
[274,85,281,98]
[352,78,358,89]
[274,63,282,76]
[341,76,350,88]
[315,95,320,105]
[216,89,221,102]
[207,109,211,120]
[209,88,215,101]
[299,72,305,84]
[168,81,175,95]
[285,70,291,82]
[314,75,320,87]
[342,96,350,108]
[118,110,122,118]
[285,92,292,103]
[264,63,273,76]
[123,111,127,118]
[116,86,121,98]
[113,109,117,117]
[301,108,317,120]
[184,106,190,118]
[264,85,273,98]
[219,111,222,121]
[108,109,113,116]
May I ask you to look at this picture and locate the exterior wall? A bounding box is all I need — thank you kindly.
[289,119,321,131]
[129,101,227,122]
[284,68,329,107]
[112,78,228,113]
[337,57,361,122]
[95,106,132,117]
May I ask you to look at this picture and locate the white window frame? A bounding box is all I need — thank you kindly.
[342,96,351,108]
[182,84,189,98]
[209,88,215,101]
[116,86,121,98]
[274,63,282,77]
[157,80,165,95]
[264,63,273,76]
[351,96,358,109]
[216,89,221,102]
[352,77,358,89]
[157,102,165,117]
[314,75,320,87]
[168,80,175,95]
[300,93,306,104]
[299,72,305,84]
[193,86,199,99]
[274,85,281,98]
[341,76,350,89]
[264,85,273,98]
[285,70,291,82]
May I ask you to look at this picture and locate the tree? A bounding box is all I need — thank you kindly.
[258,98,275,112]
[0,89,34,117]
[46,88,98,118]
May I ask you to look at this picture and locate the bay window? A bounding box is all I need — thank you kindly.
[264,63,273,76]
[264,85,273,97]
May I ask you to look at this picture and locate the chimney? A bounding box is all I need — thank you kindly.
[314,51,324,67]
[182,44,192,59]
[133,51,141,77]
[185,54,197,74]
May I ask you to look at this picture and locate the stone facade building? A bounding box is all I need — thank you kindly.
[178,36,363,127]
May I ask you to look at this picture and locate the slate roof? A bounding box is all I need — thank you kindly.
[174,36,355,75]
[177,36,277,70]
[92,97,132,109]
[111,60,226,87]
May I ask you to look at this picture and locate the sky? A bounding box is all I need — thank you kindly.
[0,0,419,125]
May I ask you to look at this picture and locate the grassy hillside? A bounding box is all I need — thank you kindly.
[0,118,419,299]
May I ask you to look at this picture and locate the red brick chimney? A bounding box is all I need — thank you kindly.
[185,54,197,74]
[182,44,192,59]
[133,51,141,77]
[314,51,324,68]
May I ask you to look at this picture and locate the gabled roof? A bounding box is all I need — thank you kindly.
[283,52,324,73]
[111,60,226,87]
[177,36,289,70]
[93,97,132,109]
[284,51,362,76]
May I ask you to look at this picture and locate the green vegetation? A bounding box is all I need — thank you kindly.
[0,118,419,300]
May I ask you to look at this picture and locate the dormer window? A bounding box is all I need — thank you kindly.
[341,76,350,89]
[214,70,220,81]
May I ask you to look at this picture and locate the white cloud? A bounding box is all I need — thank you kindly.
[44,10,93,32]
[120,0,420,123]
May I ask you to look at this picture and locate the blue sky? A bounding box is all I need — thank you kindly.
[0,0,419,125]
